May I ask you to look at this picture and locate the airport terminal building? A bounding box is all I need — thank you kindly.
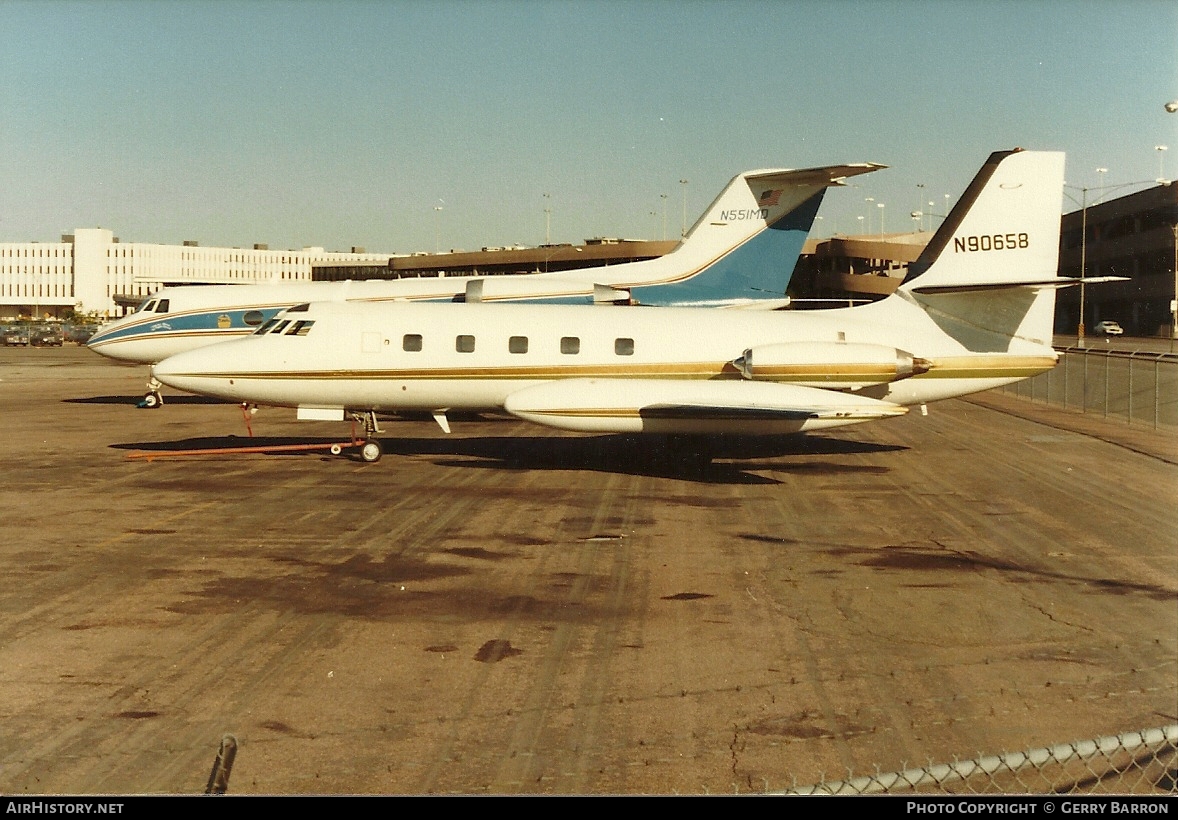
[0,228,394,320]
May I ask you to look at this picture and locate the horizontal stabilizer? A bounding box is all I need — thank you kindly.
[745,163,886,187]
[911,275,1130,295]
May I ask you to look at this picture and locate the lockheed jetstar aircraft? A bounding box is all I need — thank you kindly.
[87,162,882,406]
[153,149,1114,464]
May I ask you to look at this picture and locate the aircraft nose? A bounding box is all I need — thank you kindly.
[151,348,212,385]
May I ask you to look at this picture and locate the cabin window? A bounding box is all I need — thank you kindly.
[287,320,314,336]
[155,299,170,313]
[614,337,634,356]
[560,336,580,354]
[403,334,422,352]
[243,310,265,326]
[508,336,528,354]
[456,334,475,353]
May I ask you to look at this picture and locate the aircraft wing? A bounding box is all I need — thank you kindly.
[503,378,906,435]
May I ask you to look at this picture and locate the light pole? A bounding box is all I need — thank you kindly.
[1078,183,1091,345]
[877,202,885,234]
[865,197,875,233]
[679,179,688,238]
[1095,167,1107,204]
[543,193,551,245]
[433,203,444,254]
[1156,145,1169,183]
[660,193,668,241]
[1172,223,1178,347]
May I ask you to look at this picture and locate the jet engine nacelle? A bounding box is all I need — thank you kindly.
[734,341,930,389]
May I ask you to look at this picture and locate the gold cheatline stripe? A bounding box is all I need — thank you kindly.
[191,356,1056,383]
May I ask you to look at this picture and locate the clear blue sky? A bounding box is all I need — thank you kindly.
[1,0,1175,254]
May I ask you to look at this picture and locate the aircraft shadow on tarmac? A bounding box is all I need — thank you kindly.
[112,431,906,485]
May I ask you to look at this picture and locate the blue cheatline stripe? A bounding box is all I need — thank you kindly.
[631,189,826,306]
[88,307,289,346]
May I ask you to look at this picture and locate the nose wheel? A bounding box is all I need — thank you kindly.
[359,440,382,463]
[138,377,164,409]
[137,390,162,409]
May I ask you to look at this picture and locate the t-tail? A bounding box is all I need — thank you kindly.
[626,163,884,307]
[895,149,1070,354]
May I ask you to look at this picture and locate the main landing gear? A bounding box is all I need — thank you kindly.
[349,410,384,463]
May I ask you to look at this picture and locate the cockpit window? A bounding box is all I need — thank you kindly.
[254,318,280,335]
[270,320,292,335]
[155,299,169,313]
[286,320,315,336]
[140,300,157,313]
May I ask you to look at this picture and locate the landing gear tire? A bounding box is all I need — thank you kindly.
[359,440,382,463]
[138,391,161,409]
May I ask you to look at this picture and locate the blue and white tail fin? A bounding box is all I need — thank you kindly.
[625,163,884,307]
[896,149,1068,351]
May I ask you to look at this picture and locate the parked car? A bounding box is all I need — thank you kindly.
[64,325,96,344]
[30,328,63,347]
[1093,320,1124,336]
[2,327,30,346]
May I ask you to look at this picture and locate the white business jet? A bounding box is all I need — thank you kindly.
[153,149,1114,464]
[87,161,882,407]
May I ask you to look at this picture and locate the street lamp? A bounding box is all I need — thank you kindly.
[1079,190,1087,344]
[660,193,668,241]
[877,202,885,234]
[865,197,875,233]
[433,202,444,254]
[1171,223,1178,347]
[679,179,689,238]
[1156,145,1169,183]
[1095,167,1108,204]
[542,193,551,245]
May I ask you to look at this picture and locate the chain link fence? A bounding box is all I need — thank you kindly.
[785,724,1178,795]
[1002,346,1178,429]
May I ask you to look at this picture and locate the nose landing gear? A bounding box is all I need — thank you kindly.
[138,377,164,409]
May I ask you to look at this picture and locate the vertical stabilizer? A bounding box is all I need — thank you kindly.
[897,149,1066,351]
[633,162,884,306]
[902,149,1065,290]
